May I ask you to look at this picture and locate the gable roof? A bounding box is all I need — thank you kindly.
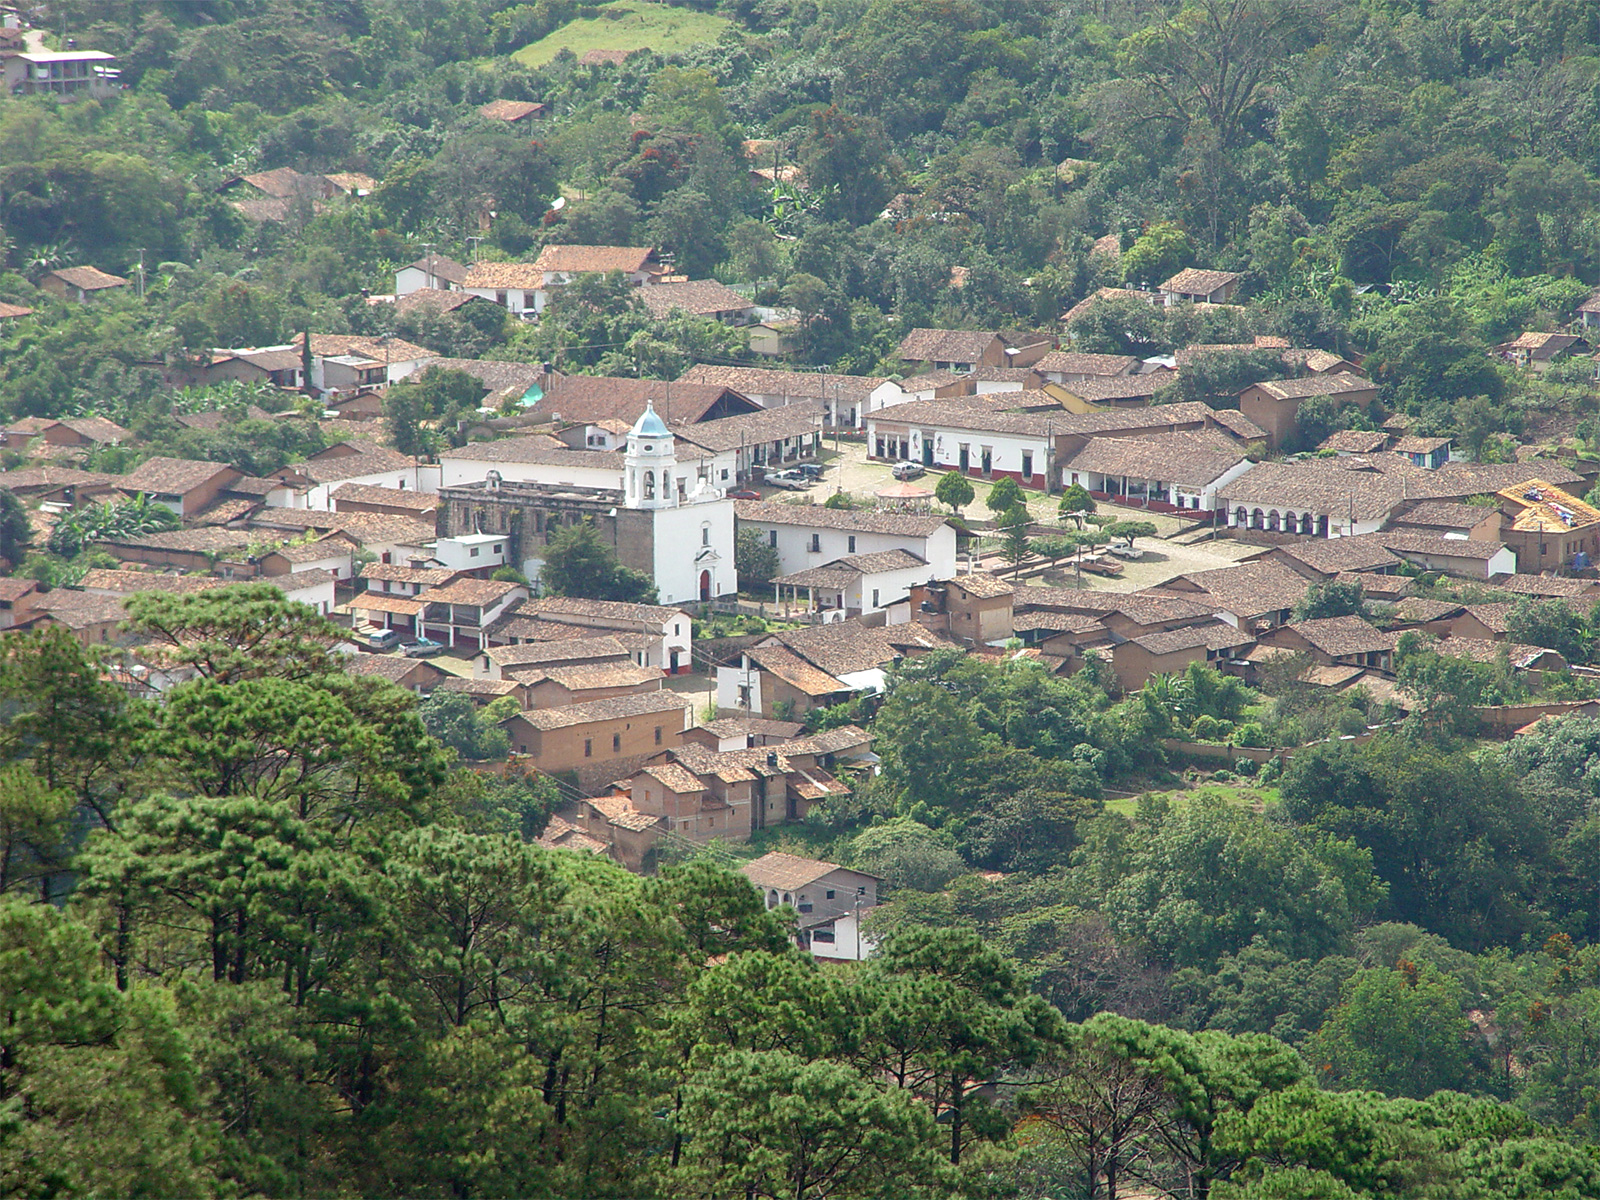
[896,328,1001,363]
[463,262,546,289]
[52,416,132,443]
[1059,431,1247,487]
[44,266,128,292]
[1033,351,1140,376]
[677,365,887,401]
[1283,615,1396,656]
[1159,268,1241,296]
[1061,287,1160,325]
[540,376,758,426]
[531,244,656,275]
[238,167,328,199]
[638,280,755,318]
[513,691,691,731]
[1497,478,1600,532]
[1245,375,1377,401]
[734,499,949,537]
[119,456,238,496]
[403,255,469,285]
[479,99,545,122]
[740,851,874,891]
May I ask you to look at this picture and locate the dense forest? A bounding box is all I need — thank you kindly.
[6,0,1600,443]
[5,587,1600,1197]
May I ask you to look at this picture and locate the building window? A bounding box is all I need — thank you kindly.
[612,733,621,752]
[494,544,503,553]
[848,535,856,553]
[810,534,821,552]
[813,929,835,943]
[826,889,836,899]
[769,530,778,548]
[654,726,662,745]
[584,739,592,758]
[470,547,480,557]
[872,589,880,608]
[1022,452,1033,478]
[702,525,710,546]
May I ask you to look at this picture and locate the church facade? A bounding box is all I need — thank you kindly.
[434,404,738,604]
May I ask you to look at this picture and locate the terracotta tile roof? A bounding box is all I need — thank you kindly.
[1267,536,1402,576]
[393,288,485,317]
[438,677,524,698]
[45,266,128,291]
[488,637,635,669]
[1033,351,1140,376]
[1012,609,1108,634]
[34,589,129,624]
[760,621,919,678]
[896,328,1001,362]
[1461,603,1513,634]
[348,592,428,618]
[1319,430,1389,454]
[1220,458,1412,522]
[101,527,249,554]
[735,500,949,537]
[526,661,662,691]
[343,654,437,682]
[1247,374,1377,401]
[673,402,825,453]
[536,815,611,855]
[896,370,968,394]
[515,691,691,730]
[175,406,274,431]
[1061,431,1246,486]
[1167,561,1310,617]
[52,417,131,443]
[1494,574,1600,599]
[516,596,687,625]
[740,851,865,891]
[1497,479,1600,532]
[1391,598,1466,623]
[1062,287,1160,324]
[1015,586,1218,626]
[463,261,546,288]
[0,302,34,319]
[1392,501,1493,531]
[1207,408,1269,441]
[531,244,656,275]
[238,167,328,199]
[1284,615,1396,657]
[479,99,545,122]
[677,364,886,401]
[0,466,120,493]
[1393,435,1452,454]
[638,279,754,318]
[1379,531,1508,561]
[119,457,237,496]
[695,716,805,740]
[359,563,460,586]
[297,332,433,363]
[423,578,523,608]
[280,448,415,485]
[748,644,846,696]
[445,435,618,469]
[403,255,469,284]
[538,375,755,426]
[948,572,1014,598]
[80,569,228,596]
[1058,374,1175,402]
[1435,637,1567,669]
[874,396,1220,439]
[1125,620,1254,656]
[1160,268,1241,295]
[332,482,437,513]
[324,171,379,194]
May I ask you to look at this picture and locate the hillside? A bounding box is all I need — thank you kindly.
[511,1,735,67]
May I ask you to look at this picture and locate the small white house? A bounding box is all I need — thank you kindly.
[433,533,508,573]
[739,851,880,961]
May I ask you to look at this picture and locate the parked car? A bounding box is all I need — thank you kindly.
[1108,541,1145,560]
[891,462,926,480]
[1079,555,1125,577]
[402,637,446,658]
[766,469,810,490]
[797,463,825,481]
[725,488,762,500]
[365,628,402,651]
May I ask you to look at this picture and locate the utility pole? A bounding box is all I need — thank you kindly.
[135,249,145,300]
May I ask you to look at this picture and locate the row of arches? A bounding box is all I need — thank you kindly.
[1232,507,1330,537]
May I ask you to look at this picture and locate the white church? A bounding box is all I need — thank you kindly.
[435,403,738,605]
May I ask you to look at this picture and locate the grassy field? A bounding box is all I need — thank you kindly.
[1103,785,1280,818]
[511,1,734,67]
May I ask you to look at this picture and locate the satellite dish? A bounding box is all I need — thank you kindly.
[549,196,567,212]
